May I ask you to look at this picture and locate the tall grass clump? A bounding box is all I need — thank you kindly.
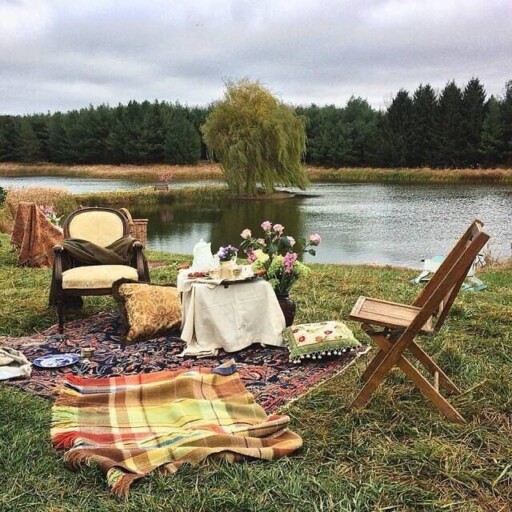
[0,186,78,233]
[4,186,77,215]
[307,166,512,184]
[77,185,232,207]
[0,162,223,182]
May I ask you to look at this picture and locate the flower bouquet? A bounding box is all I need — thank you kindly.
[216,245,238,262]
[239,221,321,296]
[159,173,173,184]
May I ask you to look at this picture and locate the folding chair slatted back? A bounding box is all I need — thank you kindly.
[349,220,490,423]
[413,221,487,331]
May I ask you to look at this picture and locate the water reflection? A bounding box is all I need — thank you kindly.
[132,197,303,257]
[133,183,512,267]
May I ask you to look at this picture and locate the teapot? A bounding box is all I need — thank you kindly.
[192,239,215,272]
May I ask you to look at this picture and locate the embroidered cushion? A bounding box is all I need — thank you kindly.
[112,280,182,345]
[284,320,360,363]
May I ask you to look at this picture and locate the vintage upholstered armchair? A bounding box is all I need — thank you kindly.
[52,207,149,333]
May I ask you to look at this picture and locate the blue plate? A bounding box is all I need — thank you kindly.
[33,353,80,369]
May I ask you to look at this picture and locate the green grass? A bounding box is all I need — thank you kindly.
[0,234,511,511]
[76,184,233,207]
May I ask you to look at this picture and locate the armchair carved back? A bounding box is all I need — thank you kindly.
[64,207,129,247]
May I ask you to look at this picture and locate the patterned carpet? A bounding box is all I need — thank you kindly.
[1,312,368,412]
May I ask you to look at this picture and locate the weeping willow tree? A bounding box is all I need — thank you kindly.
[201,79,309,195]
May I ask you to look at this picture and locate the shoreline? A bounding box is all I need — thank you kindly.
[1,162,512,184]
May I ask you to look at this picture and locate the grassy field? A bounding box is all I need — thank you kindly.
[2,162,512,184]
[0,233,511,511]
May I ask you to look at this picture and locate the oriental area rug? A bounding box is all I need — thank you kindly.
[2,311,368,412]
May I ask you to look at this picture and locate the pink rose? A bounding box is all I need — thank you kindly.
[309,233,321,246]
[256,238,266,246]
[240,228,252,239]
[273,223,284,234]
[261,220,272,231]
[287,236,296,247]
[283,252,298,273]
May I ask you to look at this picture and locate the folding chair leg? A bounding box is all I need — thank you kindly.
[352,327,466,423]
[359,326,460,395]
[359,324,397,383]
[395,356,466,423]
[408,342,461,395]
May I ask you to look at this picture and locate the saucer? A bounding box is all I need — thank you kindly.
[33,353,80,369]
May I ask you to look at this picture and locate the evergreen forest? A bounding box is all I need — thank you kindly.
[1,78,511,169]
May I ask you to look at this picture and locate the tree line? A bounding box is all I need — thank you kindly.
[1,78,511,168]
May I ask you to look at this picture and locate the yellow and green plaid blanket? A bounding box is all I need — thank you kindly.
[51,360,302,496]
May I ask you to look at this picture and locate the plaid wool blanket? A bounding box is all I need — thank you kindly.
[51,360,302,496]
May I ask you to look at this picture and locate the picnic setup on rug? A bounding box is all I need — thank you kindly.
[0,204,490,496]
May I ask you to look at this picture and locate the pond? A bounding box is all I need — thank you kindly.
[0,175,219,193]
[1,176,510,267]
[131,182,511,268]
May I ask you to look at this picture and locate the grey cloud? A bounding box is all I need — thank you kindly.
[0,0,511,114]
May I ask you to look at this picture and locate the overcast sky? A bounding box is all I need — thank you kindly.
[1,0,511,116]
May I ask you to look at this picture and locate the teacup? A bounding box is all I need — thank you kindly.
[209,268,221,279]
[81,347,94,360]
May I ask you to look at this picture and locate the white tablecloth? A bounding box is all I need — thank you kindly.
[179,277,286,357]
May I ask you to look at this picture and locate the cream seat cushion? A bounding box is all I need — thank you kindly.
[62,265,139,289]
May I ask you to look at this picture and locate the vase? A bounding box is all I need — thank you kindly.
[276,293,296,327]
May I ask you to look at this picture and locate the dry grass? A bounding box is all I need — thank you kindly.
[0,162,223,182]
[0,214,12,234]
[3,185,73,213]
[2,162,512,184]
[486,256,512,270]
[306,166,512,183]
[0,186,79,234]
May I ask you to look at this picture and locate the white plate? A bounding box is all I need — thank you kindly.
[33,353,80,368]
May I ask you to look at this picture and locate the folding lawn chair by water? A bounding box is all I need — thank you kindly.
[349,220,490,423]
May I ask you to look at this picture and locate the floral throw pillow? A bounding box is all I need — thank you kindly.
[112,279,182,345]
[284,321,360,363]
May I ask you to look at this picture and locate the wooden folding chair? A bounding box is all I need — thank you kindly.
[349,220,490,423]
